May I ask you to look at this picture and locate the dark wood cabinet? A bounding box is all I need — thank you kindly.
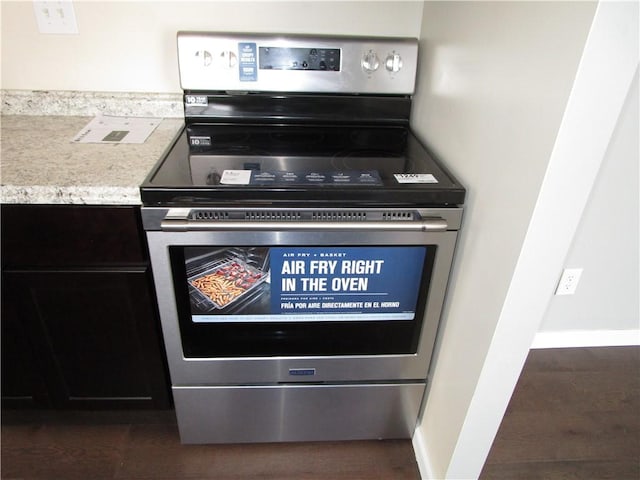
[1,284,50,408]
[1,204,170,409]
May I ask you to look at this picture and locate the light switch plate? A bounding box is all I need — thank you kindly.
[33,1,78,34]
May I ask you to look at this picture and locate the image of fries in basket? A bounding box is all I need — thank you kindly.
[189,260,267,309]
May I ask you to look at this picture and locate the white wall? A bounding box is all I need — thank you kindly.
[0,1,423,93]
[410,1,597,478]
[411,1,639,479]
[539,71,639,337]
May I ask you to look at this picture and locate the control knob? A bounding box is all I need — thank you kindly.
[220,50,237,68]
[385,53,403,73]
[361,51,380,73]
[195,50,212,67]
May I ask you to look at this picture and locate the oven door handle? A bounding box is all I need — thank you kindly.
[160,218,448,232]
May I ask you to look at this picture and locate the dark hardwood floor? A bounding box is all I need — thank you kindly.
[2,346,638,480]
[0,409,420,480]
[481,346,640,480]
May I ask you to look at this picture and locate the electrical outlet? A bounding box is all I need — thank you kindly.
[555,268,583,296]
[33,1,78,34]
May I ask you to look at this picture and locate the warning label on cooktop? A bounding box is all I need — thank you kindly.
[220,170,382,186]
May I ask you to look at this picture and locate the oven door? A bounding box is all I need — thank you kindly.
[145,207,461,385]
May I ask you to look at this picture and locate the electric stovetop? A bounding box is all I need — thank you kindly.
[140,124,466,207]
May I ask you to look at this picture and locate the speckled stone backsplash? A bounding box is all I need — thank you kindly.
[1,90,184,118]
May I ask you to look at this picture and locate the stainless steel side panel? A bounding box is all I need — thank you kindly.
[173,383,425,444]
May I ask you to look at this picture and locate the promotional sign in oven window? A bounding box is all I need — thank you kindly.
[183,246,426,323]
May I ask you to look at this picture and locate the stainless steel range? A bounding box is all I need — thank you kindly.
[141,32,465,444]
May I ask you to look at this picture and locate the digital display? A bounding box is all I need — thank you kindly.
[258,46,340,71]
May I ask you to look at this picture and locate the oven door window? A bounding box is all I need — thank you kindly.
[170,245,436,357]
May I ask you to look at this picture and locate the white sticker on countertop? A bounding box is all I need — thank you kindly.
[220,170,252,185]
[72,114,161,144]
[393,173,438,184]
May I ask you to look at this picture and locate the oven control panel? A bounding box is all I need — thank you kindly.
[259,46,341,71]
[178,32,418,94]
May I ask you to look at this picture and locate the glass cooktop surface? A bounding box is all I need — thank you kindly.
[141,124,466,206]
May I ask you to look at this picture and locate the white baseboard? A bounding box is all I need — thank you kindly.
[532,329,640,349]
[412,426,435,480]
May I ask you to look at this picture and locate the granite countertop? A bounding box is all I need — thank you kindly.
[1,115,183,205]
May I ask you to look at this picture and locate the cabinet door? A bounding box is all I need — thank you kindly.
[1,280,50,408]
[4,268,170,409]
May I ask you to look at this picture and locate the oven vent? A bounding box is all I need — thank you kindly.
[191,210,230,221]
[244,211,302,221]
[382,211,415,220]
[311,211,367,221]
